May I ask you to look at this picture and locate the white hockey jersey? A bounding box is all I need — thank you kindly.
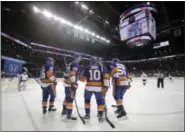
[21,73,28,81]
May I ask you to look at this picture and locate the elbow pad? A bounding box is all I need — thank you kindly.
[113,73,119,78]
[70,76,76,83]
[103,79,110,88]
[49,76,55,81]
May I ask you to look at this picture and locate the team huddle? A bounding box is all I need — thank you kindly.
[37,54,131,122]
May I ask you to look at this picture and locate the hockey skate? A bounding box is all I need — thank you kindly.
[98,115,105,122]
[114,108,120,114]
[117,105,128,120]
[42,107,47,114]
[48,106,56,112]
[66,114,77,120]
[83,113,90,120]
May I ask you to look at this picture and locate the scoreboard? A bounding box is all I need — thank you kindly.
[119,10,156,42]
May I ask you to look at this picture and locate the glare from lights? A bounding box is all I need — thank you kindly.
[59,18,67,24]
[78,26,84,31]
[75,1,79,4]
[53,15,59,21]
[147,2,150,5]
[43,10,52,18]
[65,21,73,27]
[32,6,110,44]
[105,20,109,24]
[106,40,110,43]
[74,25,79,29]
[96,35,100,39]
[81,4,89,10]
[84,28,91,34]
[33,6,39,13]
[91,32,95,36]
[89,10,94,14]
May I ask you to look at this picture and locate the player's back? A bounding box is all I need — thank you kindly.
[82,64,105,92]
[112,63,129,86]
[39,64,54,87]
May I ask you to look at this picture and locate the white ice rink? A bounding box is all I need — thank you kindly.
[1,78,184,131]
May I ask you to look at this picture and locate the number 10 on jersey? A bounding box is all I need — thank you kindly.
[89,69,101,81]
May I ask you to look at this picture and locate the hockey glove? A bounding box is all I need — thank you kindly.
[126,82,131,89]
[53,79,57,86]
[71,82,78,90]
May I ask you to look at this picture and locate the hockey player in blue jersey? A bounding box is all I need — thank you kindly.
[111,58,131,119]
[80,57,110,122]
[61,54,81,120]
[39,57,57,114]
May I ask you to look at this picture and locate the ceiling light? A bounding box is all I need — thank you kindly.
[96,35,100,39]
[78,26,84,31]
[106,40,110,43]
[81,4,88,10]
[75,1,79,4]
[147,2,150,5]
[89,10,94,14]
[105,21,109,24]
[65,21,73,27]
[53,15,59,21]
[33,6,39,13]
[59,18,66,24]
[100,37,104,41]
[43,10,52,18]
[74,25,79,29]
[91,32,95,36]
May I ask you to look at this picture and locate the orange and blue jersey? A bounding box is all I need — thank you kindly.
[39,64,55,87]
[111,63,130,86]
[64,61,80,86]
[80,64,110,92]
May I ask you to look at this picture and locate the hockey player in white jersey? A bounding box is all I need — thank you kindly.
[169,74,173,82]
[141,72,147,86]
[19,71,28,91]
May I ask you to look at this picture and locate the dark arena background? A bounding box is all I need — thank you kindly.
[1,1,184,131]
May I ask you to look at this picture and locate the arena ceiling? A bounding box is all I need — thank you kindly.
[1,1,185,60]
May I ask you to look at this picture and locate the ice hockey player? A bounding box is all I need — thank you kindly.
[39,57,57,114]
[80,57,110,122]
[61,53,81,120]
[141,72,147,86]
[157,71,165,88]
[18,71,28,91]
[110,58,130,119]
[169,74,173,82]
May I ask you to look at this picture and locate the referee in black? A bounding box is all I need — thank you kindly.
[157,71,164,88]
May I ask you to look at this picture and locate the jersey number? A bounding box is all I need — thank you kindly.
[117,65,126,76]
[89,70,101,81]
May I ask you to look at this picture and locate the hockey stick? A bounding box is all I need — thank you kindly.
[100,63,115,129]
[23,67,42,86]
[56,58,85,125]
[74,97,85,124]
[104,97,115,129]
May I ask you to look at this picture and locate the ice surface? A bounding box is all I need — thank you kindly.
[1,78,184,131]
